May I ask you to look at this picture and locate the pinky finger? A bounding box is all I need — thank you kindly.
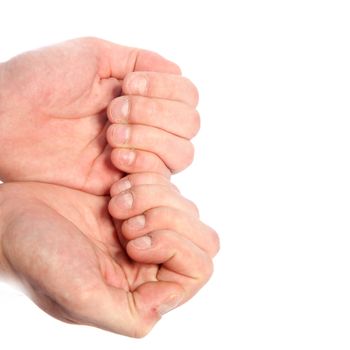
[111,148,171,178]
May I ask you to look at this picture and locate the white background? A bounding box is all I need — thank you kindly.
[1,0,350,349]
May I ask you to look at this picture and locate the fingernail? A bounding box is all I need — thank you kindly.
[158,294,183,316]
[114,191,133,209]
[116,178,132,193]
[111,97,129,123]
[116,149,135,166]
[114,125,130,144]
[130,235,152,249]
[127,215,145,230]
[128,75,148,95]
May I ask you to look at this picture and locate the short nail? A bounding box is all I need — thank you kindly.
[116,178,131,193]
[114,191,133,209]
[114,125,130,144]
[130,235,151,249]
[112,97,129,123]
[127,215,145,230]
[116,149,135,166]
[158,294,183,316]
[129,75,148,95]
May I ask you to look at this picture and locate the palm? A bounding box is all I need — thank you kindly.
[3,182,172,336]
[0,39,125,194]
[0,38,179,194]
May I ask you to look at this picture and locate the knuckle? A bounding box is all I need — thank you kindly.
[189,110,201,137]
[182,142,195,169]
[192,86,200,107]
[208,229,220,257]
[145,154,171,177]
[184,78,200,106]
[172,142,194,173]
[146,206,170,223]
[202,258,214,281]
[195,255,214,283]
[129,95,155,123]
[186,199,200,218]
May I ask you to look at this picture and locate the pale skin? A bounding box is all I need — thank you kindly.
[0,37,200,194]
[0,38,219,337]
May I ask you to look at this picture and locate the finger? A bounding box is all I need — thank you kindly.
[94,38,181,78]
[106,124,195,172]
[126,230,213,300]
[110,172,178,197]
[70,281,184,338]
[108,184,199,220]
[110,148,171,178]
[110,174,179,250]
[122,207,220,257]
[107,96,200,139]
[122,72,199,107]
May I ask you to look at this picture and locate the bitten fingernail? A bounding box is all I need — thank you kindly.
[128,75,148,95]
[127,215,146,230]
[114,191,133,209]
[130,235,151,249]
[116,149,135,166]
[114,125,130,144]
[111,97,129,123]
[116,178,132,193]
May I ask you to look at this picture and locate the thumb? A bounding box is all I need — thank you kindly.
[83,281,184,338]
[133,280,185,323]
[93,38,182,79]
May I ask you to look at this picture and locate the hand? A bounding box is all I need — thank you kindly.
[0,177,218,337]
[0,37,199,194]
[106,71,199,177]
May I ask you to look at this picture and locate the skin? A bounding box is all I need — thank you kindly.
[0,38,218,337]
[0,37,200,194]
[0,174,219,337]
